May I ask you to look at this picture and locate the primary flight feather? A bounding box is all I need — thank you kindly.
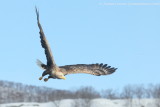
[35,8,117,82]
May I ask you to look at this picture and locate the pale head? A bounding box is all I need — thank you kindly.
[56,72,66,80]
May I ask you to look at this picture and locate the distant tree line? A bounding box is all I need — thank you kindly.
[0,80,160,106]
[0,80,100,104]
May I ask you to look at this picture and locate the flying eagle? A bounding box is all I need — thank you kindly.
[35,8,117,82]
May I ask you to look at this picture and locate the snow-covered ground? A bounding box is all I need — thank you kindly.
[0,99,158,107]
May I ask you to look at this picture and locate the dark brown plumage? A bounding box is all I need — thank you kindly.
[60,64,117,76]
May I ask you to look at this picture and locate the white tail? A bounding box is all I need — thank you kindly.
[36,59,46,70]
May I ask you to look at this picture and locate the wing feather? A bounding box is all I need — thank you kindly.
[60,63,117,76]
[35,8,57,67]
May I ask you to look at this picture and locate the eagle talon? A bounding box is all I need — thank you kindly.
[44,78,48,82]
[39,77,43,80]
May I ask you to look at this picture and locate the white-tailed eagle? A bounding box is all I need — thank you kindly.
[35,8,117,82]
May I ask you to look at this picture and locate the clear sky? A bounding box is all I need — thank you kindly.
[0,0,160,91]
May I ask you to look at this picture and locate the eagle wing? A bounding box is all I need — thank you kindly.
[60,63,117,76]
[36,8,57,67]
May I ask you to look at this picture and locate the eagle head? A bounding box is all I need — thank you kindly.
[56,72,66,80]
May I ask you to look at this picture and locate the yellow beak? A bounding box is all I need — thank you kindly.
[61,76,66,80]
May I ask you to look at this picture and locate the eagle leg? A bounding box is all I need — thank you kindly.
[39,70,49,80]
[44,75,53,82]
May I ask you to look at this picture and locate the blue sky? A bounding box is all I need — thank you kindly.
[0,0,160,91]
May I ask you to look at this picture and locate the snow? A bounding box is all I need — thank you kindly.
[0,99,157,107]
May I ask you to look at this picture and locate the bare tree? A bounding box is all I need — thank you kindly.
[121,85,134,107]
[134,84,145,106]
[101,88,119,99]
[75,86,100,99]
[73,86,100,107]
[145,84,153,99]
[152,84,160,107]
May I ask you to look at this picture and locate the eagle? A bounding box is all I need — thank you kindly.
[35,8,117,82]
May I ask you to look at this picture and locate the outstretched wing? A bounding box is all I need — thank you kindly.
[60,63,117,76]
[35,8,57,67]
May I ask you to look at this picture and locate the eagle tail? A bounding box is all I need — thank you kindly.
[36,59,47,70]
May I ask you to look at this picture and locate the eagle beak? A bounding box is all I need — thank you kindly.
[61,76,66,80]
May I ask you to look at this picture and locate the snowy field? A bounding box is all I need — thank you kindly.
[0,99,158,107]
